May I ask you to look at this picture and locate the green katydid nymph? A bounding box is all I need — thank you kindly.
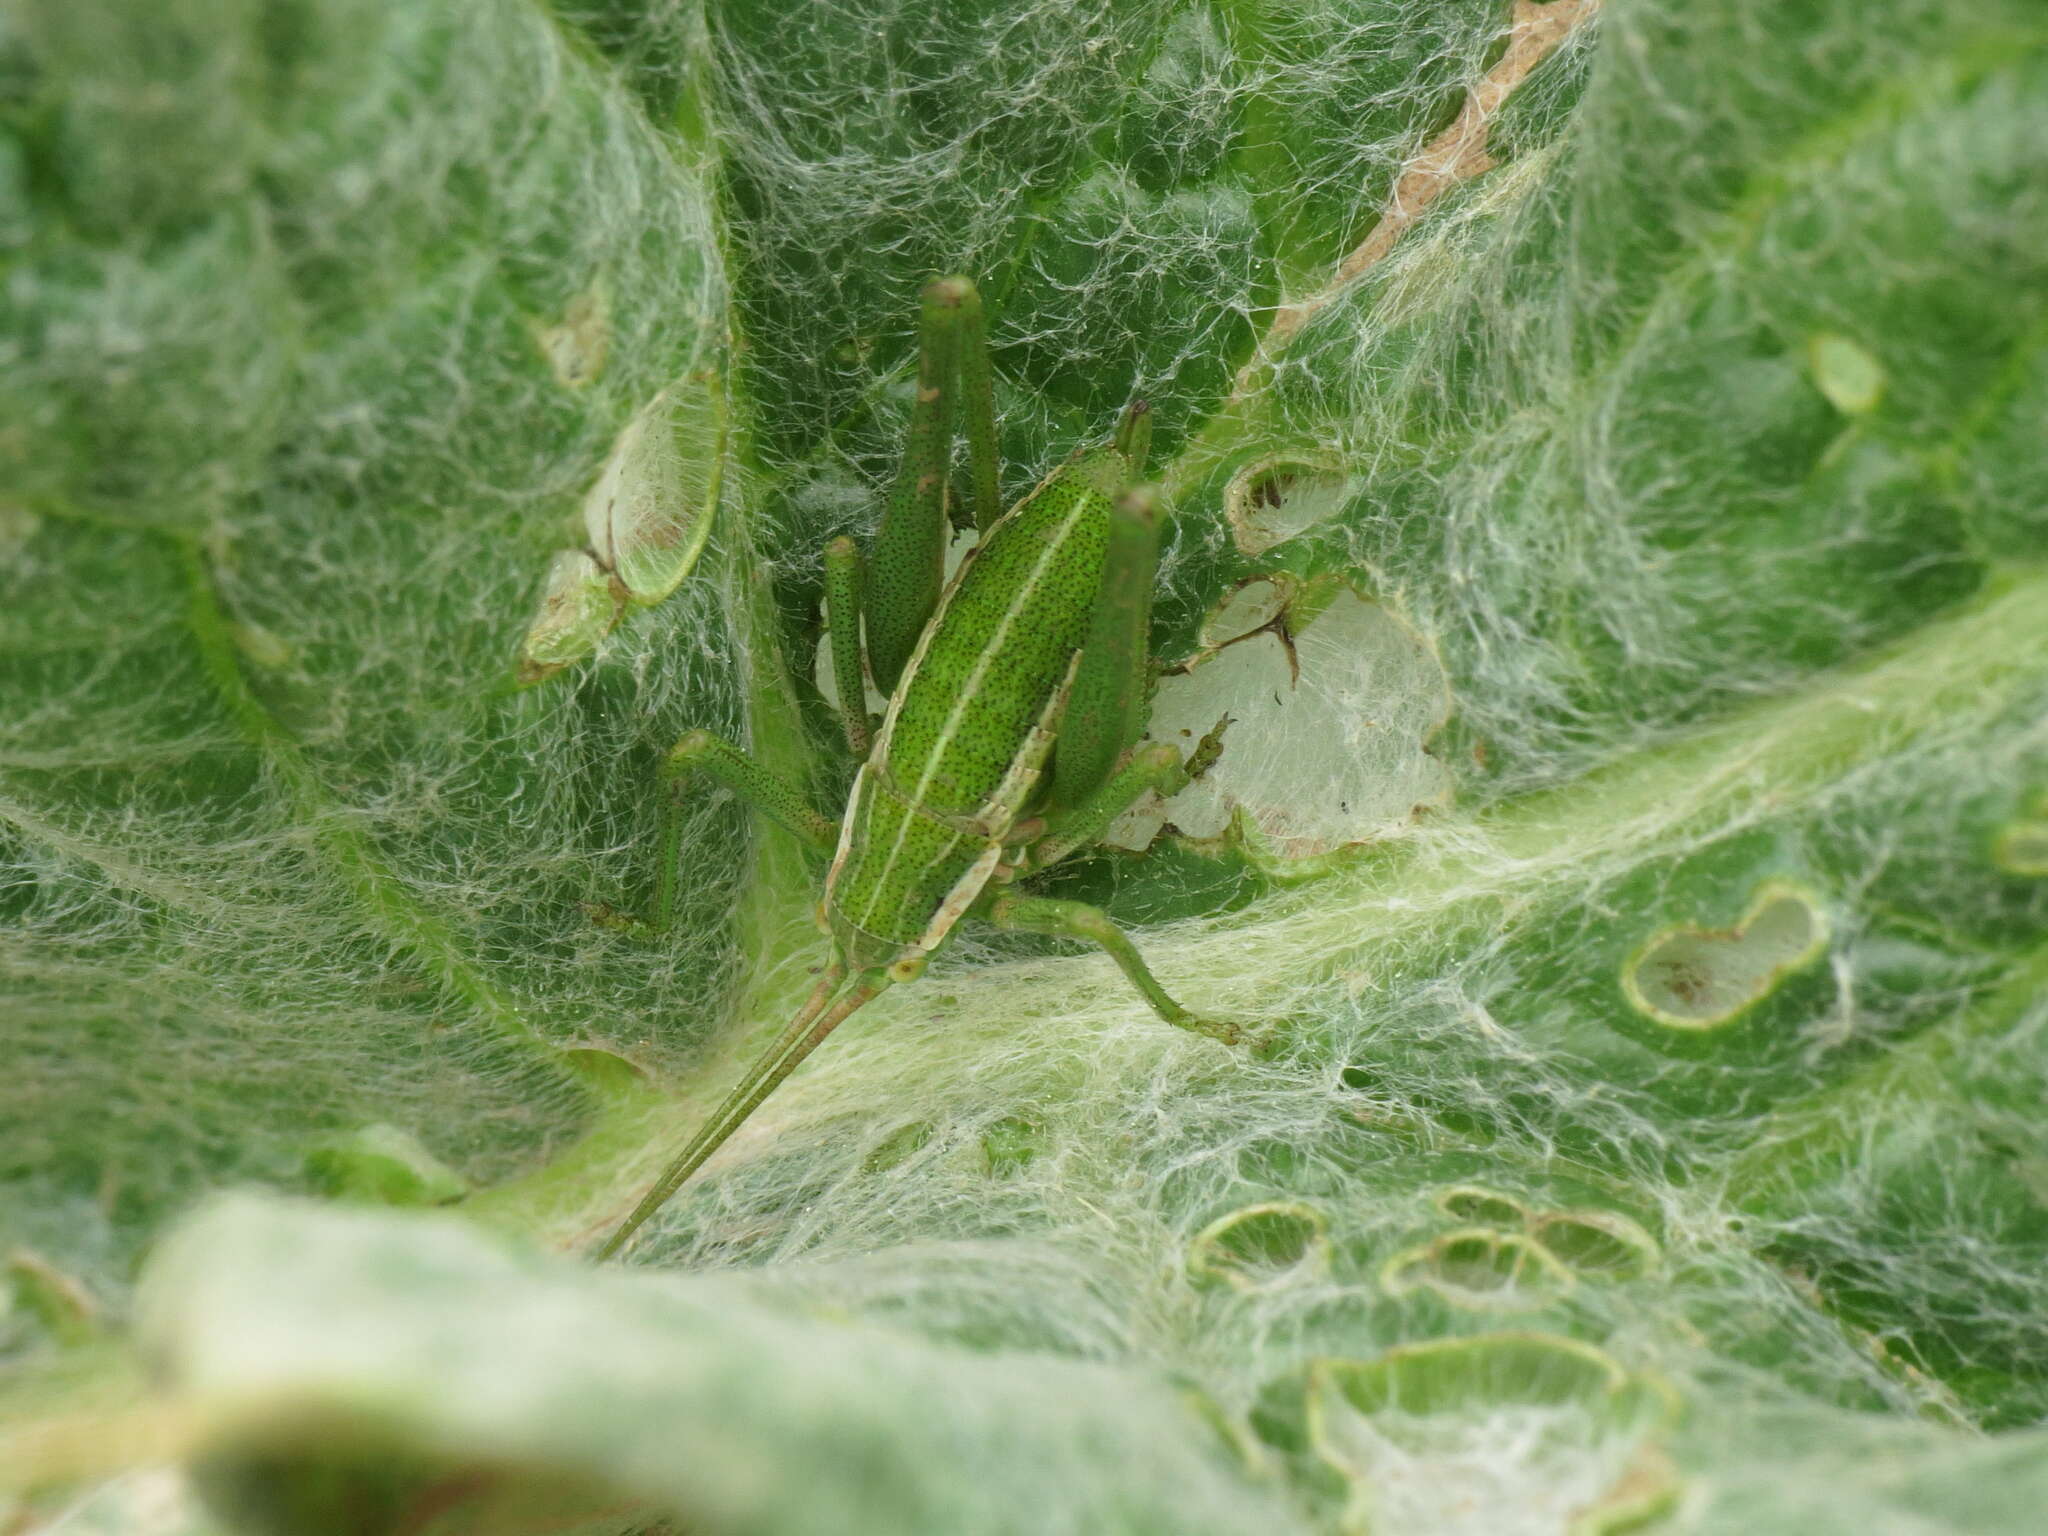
[598,276,1245,1260]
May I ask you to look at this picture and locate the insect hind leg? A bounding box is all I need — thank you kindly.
[980,892,1240,1047]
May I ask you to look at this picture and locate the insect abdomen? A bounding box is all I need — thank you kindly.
[877,445,1127,816]
[820,443,1134,970]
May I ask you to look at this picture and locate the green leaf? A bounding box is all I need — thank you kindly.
[135,1195,1294,1534]
[8,0,2048,1529]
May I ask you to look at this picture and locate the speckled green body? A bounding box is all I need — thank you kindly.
[825,443,1132,973]
[598,283,1237,1262]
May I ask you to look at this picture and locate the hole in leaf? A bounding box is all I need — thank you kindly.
[1529,1211,1659,1280]
[1105,584,1452,862]
[1197,576,1293,649]
[1178,1383,1271,1476]
[1993,819,2048,876]
[517,549,620,684]
[1622,881,1828,1030]
[1304,1334,1681,1536]
[1316,1333,1668,1418]
[1434,1185,1530,1228]
[1189,1202,1330,1291]
[1224,457,1350,555]
[1381,1228,1573,1312]
[517,374,724,683]
[582,380,723,609]
[1806,331,1885,415]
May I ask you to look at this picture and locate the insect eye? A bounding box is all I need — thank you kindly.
[888,954,928,983]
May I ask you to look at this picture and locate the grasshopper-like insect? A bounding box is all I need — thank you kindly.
[598,276,1242,1259]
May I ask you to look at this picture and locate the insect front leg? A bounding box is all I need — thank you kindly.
[662,730,841,850]
[641,730,841,934]
[1025,727,1224,874]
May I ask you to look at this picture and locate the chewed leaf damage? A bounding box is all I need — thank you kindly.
[1622,881,1829,1030]
[1105,577,1453,864]
[517,374,726,683]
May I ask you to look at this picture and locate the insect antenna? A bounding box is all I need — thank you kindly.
[596,964,888,1259]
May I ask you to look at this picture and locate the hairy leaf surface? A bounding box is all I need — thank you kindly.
[5,0,2048,1530]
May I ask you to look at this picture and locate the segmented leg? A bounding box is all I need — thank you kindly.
[1111,396,1152,471]
[665,730,840,852]
[822,536,873,758]
[954,284,1001,534]
[865,276,1003,693]
[981,892,1240,1045]
[1031,705,1230,871]
[1046,478,1164,813]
